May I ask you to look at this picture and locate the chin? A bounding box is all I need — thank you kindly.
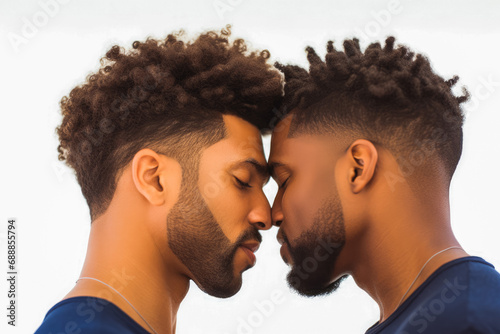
[195,275,243,299]
[287,272,348,297]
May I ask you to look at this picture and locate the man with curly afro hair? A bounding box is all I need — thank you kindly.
[269,37,500,333]
[35,27,283,334]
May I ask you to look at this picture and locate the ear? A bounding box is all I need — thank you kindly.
[131,148,171,206]
[347,139,378,194]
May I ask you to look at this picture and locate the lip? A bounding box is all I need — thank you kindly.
[280,243,292,265]
[239,241,260,266]
[276,229,285,245]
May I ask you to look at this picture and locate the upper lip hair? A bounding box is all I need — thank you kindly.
[240,241,260,253]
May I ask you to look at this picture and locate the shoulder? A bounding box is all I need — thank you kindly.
[457,258,500,332]
[369,257,500,334]
[442,257,500,310]
[415,257,500,332]
[34,296,150,334]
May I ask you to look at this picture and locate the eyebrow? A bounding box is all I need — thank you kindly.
[232,158,270,185]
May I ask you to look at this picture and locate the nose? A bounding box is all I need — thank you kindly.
[248,191,272,230]
[271,191,283,227]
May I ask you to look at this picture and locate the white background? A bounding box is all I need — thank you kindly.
[1,0,499,333]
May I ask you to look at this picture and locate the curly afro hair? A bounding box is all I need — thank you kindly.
[275,36,469,182]
[57,26,283,220]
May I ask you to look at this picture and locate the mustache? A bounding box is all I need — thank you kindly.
[235,227,262,247]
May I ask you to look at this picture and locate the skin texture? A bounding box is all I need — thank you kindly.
[269,113,469,322]
[270,116,348,296]
[64,115,272,334]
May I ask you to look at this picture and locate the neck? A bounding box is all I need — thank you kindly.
[64,209,189,334]
[343,180,468,323]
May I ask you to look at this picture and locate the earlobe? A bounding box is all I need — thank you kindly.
[348,139,378,194]
[131,149,166,206]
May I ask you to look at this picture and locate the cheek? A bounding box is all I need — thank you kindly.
[282,176,329,241]
[198,177,248,243]
[212,193,249,242]
[333,157,359,237]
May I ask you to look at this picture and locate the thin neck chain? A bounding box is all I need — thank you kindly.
[396,246,463,308]
[76,276,158,334]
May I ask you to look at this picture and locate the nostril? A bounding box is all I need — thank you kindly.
[274,220,282,227]
[257,222,266,228]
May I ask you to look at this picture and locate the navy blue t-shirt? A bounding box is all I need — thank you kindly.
[366,256,500,334]
[34,296,150,334]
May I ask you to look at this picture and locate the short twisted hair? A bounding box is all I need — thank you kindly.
[275,37,469,181]
[57,27,283,219]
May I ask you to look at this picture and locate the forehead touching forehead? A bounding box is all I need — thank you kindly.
[269,114,294,156]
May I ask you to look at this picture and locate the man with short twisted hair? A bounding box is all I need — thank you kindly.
[35,27,283,334]
[269,37,500,333]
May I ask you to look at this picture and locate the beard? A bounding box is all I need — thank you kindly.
[166,170,261,298]
[285,195,348,297]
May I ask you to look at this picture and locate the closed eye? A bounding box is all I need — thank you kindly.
[280,177,290,189]
[235,177,252,188]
